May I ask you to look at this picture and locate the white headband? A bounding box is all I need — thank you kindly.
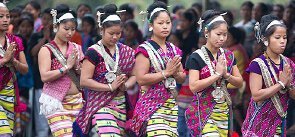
[149,7,166,20]
[266,20,282,31]
[0,2,6,8]
[102,14,121,24]
[207,16,226,26]
[57,13,75,23]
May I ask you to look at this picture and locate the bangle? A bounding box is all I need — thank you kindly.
[215,72,222,78]
[108,84,114,92]
[278,81,285,89]
[225,74,232,81]
[124,83,128,91]
[59,68,64,74]
[161,71,167,79]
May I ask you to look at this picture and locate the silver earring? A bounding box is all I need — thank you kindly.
[53,28,57,33]
[263,41,269,46]
[149,27,153,31]
[205,34,208,38]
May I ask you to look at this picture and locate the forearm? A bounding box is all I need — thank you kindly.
[80,78,111,92]
[14,59,28,74]
[174,71,186,84]
[190,74,220,93]
[125,76,136,89]
[252,83,282,102]
[0,58,7,67]
[137,71,166,86]
[226,75,243,88]
[41,68,67,83]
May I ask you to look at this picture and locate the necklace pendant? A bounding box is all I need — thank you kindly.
[165,77,176,89]
[211,86,224,100]
[105,71,116,83]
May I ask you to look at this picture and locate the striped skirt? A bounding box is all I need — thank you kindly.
[46,93,83,137]
[146,98,178,137]
[201,101,229,137]
[0,83,14,136]
[92,95,126,137]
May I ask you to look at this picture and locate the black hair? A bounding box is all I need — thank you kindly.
[77,4,92,13]
[124,19,138,31]
[9,7,22,14]
[42,8,51,15]
[273,4,284,12]
[228,27,245,44]
[119,3,134,15]
[257,2,269,15]
[19,12,34,27]
[25,1,41,11]
[200,10,227,32]
[100,4,121,28]
[172,4,184,14]
[147,1,170,23]
[183,8,199,30]
[82,15,95,28]
[191,2,202,12]
[259,14,286,39]
[241,1,254,9]
[56,4,70,14]
[221,10,233,26]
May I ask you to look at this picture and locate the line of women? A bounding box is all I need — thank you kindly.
[0,1,294,137]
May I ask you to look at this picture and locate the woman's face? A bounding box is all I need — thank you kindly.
[82,21,93,34]
[56,21,77,42]
[9,11,20,26]
[0,7,10,31]
[267,26,287,55]
[102,25,122,46]
[207,23,228,48]
[24,4,40,19]
[150,12,172,39]
[179,15,191,32]
[18,20,33,38]
[77,5,91,18]
[240,5,252,20]
[123,25,136,40]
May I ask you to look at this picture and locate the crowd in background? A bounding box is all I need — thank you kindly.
[3,0,295,136]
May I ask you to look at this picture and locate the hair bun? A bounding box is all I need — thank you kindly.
[103,4,117,14]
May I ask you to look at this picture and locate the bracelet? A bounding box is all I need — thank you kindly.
[277,81,285,89]
[59,68,64,74]
[215,72,222,78]
[108,84,114,92]
[225,74,232,81]
[161,71,167,79]
[124,83,128,91]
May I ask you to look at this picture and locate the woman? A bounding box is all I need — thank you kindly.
[81,15,95,54]
[185,10,243,137]
[126,2,186,136]
[38,9,84,137]
[24,1,42,33]
[178,8,199,64]
[28,8,53,137]
[119,19,140,49]
[73,4,136,137]
[0,2,28,137]
[242,14,295,137]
